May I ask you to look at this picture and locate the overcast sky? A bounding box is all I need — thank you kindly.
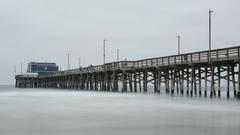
[0,0,239,85]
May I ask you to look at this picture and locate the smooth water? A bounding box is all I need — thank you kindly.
[0,85,240,135]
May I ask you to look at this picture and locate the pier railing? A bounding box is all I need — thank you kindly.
[39,46,240,77]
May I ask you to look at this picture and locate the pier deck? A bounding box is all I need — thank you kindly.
[16,46,240,98]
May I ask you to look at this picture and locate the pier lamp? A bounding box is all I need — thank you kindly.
[177,35,181,55]
[103,39,106,65]
[209,9,214,61]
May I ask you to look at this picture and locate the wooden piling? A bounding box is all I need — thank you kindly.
[171,69,175,95]
[217,66,221,97]
[232,65,236,97]
[180,69,184,95]
[210,66,215,98]
[138,72,142,92]
[143,70,147,93]
[187,67,190,96]
[198,67,202,96]
[227,65,230,99]
[122,71,127,92]
[134,71,137,92]
[204,66,208,97]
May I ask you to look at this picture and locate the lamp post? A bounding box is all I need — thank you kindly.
[14,65,16,76]
[209,9,214,61]
[103,39,106,65]
[67,53,70,70]
[20,63,22,74]
[79,57,81,68]
[117,49,119,62]
[177,35,181,55]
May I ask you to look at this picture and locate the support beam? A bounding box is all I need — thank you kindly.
[134,71,137,92]
[210,66,215,98]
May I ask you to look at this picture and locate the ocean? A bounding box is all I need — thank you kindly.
[0,85,240,135]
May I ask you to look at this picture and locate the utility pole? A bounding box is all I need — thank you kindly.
[117,49,119,62]
[103,39,106,65]
[209,9,214,61]
[177,35,181,55]
[67,53,70,70]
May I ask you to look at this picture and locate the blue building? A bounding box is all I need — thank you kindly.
[27,62,59,73]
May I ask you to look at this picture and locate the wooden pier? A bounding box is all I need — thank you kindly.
[16,46,240,98]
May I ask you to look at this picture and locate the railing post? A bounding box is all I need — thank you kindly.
[216,50,219,60]
[181,55,183,64]
[198,53,201,62]
[238,47,240,57]
[174,56,176,65]
[208,51,210,62]
[191,54,193,63]
[185,55,188,64]
[227,49,229,59]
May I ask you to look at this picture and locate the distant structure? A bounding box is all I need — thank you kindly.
[27,62,59,73]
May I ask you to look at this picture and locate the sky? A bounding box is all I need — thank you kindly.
[0,0,239,85]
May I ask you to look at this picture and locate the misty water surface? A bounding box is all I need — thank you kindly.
[0,85,240,135]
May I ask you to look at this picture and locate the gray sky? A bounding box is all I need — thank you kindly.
[0,0,239,85]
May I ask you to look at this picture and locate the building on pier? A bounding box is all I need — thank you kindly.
[27,62,59,73]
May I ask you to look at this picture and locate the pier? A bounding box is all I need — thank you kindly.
[16,46,240,98]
